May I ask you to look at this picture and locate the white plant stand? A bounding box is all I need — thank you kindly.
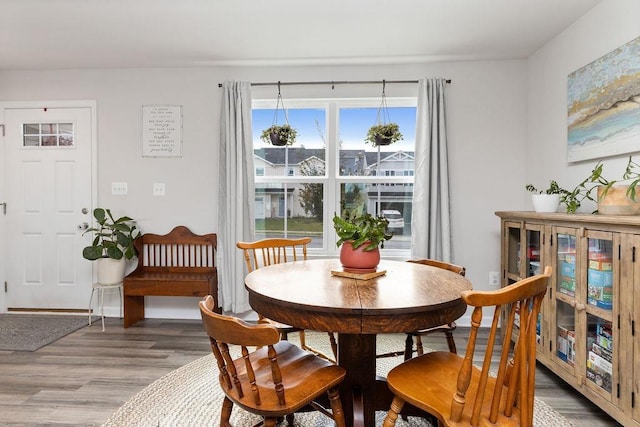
[88,282,123,332]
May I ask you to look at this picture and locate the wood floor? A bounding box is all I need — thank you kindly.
[0,317,621,426]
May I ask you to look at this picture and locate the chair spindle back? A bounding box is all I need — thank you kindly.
[451,266,551,426]
[237,237,311,272]
[199,295,283,406]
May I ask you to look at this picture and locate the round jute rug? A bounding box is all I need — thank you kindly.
[103,333,573,427]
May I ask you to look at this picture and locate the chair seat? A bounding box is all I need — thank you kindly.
[225,341,345,417]
[386,351,524,426]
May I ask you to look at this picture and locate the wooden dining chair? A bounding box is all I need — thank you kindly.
[199,295,346,427]
[382,266,552,427]
[377,258,466,360]
[236,237,338,362]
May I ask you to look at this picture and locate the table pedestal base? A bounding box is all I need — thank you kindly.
[337,333,437,427]
[338,333,379,426]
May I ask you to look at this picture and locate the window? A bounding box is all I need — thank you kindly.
[252,98,417,254]
[22,122,74,147]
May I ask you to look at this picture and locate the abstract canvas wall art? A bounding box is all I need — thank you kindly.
[567,36,640,163]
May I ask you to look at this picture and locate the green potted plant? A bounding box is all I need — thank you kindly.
[260,124,298,147]
[82,208,140,284]
[525,180,570,213]
[563,156,640,214]
[364,122,403,146]
[333,212,392,273]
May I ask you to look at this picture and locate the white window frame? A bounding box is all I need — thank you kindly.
[252,97,417,257]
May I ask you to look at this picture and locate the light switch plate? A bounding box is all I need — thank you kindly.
[111,182,128,195]
[153,183,165,196]
[489,271,500,287]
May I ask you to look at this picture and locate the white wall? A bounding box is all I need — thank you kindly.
[0,60,527,318]
[527,0,640,213]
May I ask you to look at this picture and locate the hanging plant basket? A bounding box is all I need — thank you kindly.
[364,81,403,147]
[261,124,297,147]
[270,131,286,146]
[375,135,393,146]
[366,123,403,146]
[260,84,297,147]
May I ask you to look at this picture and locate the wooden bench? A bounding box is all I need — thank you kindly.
[123,226,219,328]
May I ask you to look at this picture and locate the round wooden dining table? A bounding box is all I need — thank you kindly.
[244,258,472,427]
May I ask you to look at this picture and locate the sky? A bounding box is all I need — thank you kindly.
[252,106,417,151]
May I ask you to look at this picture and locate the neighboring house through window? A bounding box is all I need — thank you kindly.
[252,98,417,255]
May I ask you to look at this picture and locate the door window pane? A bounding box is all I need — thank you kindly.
[22,122,74,147]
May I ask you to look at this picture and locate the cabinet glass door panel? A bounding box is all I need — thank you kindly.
[555,299,576,368]
[526,228,541,277]
[585,313,613,395]
[557,233,577,298]
[506,223,522,277]
[554,230,578,371]
[583,232,616,403]
[586,237,613,312]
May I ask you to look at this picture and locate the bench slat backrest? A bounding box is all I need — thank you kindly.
[133,226,217,274]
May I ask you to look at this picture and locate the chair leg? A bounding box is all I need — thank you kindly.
[382,396,406,427]
[328,332,338,360]
[328,387,346,427]
[445,330,457,354]
[285,414,294,426]
[403,334,414,361]
[220,396,233,426]
[416,335,424,356]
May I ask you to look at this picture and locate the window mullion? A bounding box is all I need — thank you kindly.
[326,101,339,253]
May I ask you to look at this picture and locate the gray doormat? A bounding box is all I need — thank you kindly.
[0,313,90,351]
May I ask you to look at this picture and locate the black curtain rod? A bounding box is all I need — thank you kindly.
[217,79,451,88]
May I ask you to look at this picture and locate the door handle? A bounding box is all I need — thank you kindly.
[0,202,6,215]
[77,222,89,231]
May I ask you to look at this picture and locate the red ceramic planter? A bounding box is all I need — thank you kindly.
[339,241,380,273]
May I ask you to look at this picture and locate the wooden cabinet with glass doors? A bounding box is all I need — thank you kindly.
[496,211,640,427]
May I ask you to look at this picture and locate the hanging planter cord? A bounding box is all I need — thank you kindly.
[375,79,391,125]
[272,81,291,126]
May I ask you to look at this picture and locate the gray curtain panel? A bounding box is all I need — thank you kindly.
[411,78,452,261]
[218,81,255,313]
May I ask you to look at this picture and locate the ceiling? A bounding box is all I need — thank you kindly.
[0,0,601,71]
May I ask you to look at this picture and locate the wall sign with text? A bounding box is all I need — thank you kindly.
[142,105,182,157]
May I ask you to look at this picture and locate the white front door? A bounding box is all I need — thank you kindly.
[3,105,94,309]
